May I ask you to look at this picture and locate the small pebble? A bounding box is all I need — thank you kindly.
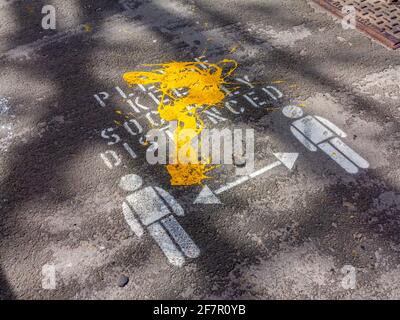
[118,275,129,288]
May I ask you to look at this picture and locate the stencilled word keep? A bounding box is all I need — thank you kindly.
[341,264,356,290]
[342,5,356,30]
[41,5,56,30]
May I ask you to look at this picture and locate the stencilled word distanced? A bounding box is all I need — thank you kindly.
[342,5,356,30]
[41,264,56,290]
[146,127,255,175]
[41,5,56,30]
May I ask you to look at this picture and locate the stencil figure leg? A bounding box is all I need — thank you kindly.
[148,222,185,267]
[161,216,200,259]
[329,137,369,169]
[318,142,358,174]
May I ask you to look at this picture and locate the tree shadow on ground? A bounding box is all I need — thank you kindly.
[0,0,399,299]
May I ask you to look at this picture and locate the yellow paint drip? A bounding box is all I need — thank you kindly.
[229,46,238,53]
[83,23,93,33]
[123,59,237,186]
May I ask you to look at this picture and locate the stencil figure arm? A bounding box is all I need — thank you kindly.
[290,126,317,151]
[315,116,347,138]
[122,202,144,237]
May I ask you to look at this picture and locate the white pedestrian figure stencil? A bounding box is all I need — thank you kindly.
[282,105,369,174]
[119,174,200,267]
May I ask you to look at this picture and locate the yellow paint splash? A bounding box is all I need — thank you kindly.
[229,45,239,53]
[83,23,93,33]
[123,59,237,186]
[272,80,286,84]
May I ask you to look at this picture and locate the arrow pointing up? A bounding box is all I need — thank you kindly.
[273,153,298,170]
[194,185,221,204]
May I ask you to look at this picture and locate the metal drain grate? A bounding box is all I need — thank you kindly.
[311,0,400,49]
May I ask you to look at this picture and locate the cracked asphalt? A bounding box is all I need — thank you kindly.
[1,0,400,299]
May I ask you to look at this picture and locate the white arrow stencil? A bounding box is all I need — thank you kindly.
[194,153,299,204]
[193,185,221,204]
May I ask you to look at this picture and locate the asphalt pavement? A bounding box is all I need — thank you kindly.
[0,0,400,299]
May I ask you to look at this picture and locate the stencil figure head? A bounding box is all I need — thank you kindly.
[119,174,143,192]
[282,105,304,119]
